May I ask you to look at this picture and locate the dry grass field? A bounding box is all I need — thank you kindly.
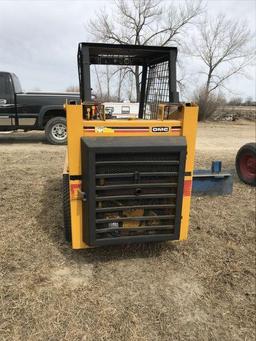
[0,121,255,341]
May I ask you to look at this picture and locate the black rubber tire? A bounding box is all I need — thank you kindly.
[63,174,72,242]
[45,117,67,145]
[235,142,256,186]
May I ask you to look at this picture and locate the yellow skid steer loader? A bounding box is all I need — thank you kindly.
[63,43,198,249]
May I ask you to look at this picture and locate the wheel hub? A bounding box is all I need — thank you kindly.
[52,123,66,140]
[239,153,256,179]
[246,156,256,174]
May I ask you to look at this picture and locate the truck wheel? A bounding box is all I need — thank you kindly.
[63,174,72,242]
[45,117,67,145]
[235,143,256,186]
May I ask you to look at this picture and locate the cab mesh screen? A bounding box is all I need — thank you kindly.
[144,61,169,119]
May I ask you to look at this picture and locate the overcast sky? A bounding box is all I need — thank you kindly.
[0,0,255,100]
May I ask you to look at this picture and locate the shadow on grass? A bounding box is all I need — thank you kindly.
[37,178,176,265]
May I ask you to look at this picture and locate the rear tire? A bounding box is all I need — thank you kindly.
[235,143,256,186]
[63,174,72,242]
[45,117,67,145]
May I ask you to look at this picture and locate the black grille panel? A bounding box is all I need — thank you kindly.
[81,136,186,246]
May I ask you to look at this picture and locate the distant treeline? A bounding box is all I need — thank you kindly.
[226,97,256,106]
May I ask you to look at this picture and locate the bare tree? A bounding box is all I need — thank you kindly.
[194,87,226,120]
[66,85,79,92]
[94,65,103,98]
[93,65,117,101]
[191,14,255,120]
[89,0,203,101]
[117,68,127,101]
[244,96,253,106]
[228,97,243,106]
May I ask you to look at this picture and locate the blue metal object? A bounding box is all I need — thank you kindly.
[192,161,233,196]
[211,160,222,173]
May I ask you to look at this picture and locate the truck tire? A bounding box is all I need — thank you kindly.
[45,117,67,145]
[235,143,256,186]
[63,174,72,242]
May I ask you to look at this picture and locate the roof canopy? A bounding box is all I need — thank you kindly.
[78,42,177,66]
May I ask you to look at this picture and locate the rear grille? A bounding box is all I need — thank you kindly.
[81,136,186,246]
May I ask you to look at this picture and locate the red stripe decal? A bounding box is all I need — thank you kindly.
[84,128,149,133]
[114,129,148,132]
[183,179,192,197]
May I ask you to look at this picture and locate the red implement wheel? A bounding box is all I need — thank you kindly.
[235,143,256,186]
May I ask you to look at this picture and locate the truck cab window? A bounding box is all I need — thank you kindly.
[0,75,13,103]
[12,74,22,93]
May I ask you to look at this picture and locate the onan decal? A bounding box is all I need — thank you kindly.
[95,127,114,133]
[152,127,169,133]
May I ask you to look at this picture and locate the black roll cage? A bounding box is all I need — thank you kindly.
[77,42,179,119]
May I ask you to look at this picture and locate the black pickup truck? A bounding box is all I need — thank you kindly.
[0,71,80,144]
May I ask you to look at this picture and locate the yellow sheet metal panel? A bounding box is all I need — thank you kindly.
[179,105,198,240]
[66,104,84,176]
[65,105,87,249]
[182,105,198,172]
[69,180,88,249]
[179,177,193,240]
[82,119,182,126]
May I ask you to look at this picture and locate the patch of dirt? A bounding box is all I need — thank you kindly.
[0,121,255,341]
[51,265,94,288]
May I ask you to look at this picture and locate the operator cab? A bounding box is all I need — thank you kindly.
[77,43,179,121]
